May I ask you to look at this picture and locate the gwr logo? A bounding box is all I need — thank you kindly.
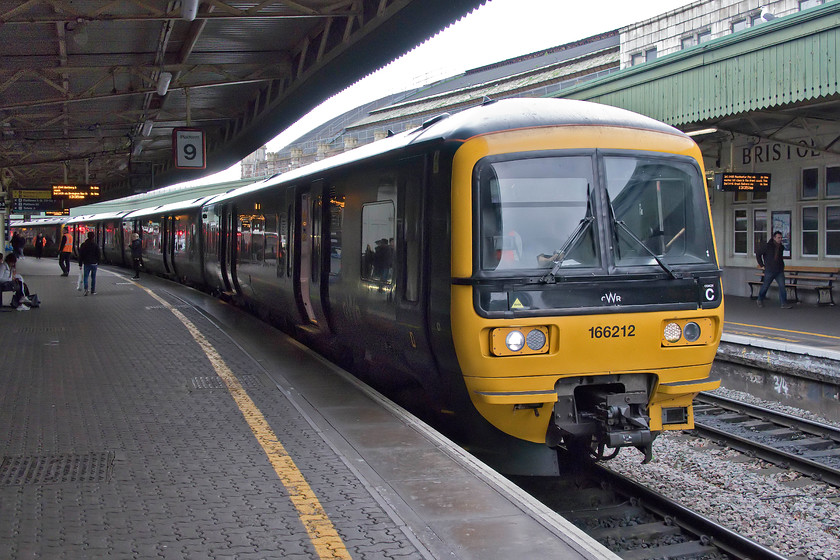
[601,292,622,304]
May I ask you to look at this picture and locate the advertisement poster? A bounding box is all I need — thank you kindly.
[771,210,791,258]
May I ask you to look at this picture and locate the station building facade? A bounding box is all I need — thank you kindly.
[590,0,840,299]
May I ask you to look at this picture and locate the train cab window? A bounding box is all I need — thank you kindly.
[605,156,713,266]
[478,156,598,272]
[361,202,395,283]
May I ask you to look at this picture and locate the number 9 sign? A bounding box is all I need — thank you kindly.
[173,128,206,169]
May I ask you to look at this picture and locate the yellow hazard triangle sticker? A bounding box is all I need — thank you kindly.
[511,298,526,310]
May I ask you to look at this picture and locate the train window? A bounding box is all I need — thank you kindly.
[361,202,395,283]
[478,156,598,272]
[605,156,713,266]
[329,188,344,279]
[278,211,288,276]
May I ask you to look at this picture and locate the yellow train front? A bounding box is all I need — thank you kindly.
[446,99,722,470]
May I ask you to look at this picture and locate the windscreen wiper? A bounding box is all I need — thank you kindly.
[613,219,678,279]
[540,216,594,284]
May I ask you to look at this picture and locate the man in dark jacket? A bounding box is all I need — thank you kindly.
[756,230,791,308]
[78,231,100,296]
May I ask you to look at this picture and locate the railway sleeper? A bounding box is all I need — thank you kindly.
[548,375,656,463]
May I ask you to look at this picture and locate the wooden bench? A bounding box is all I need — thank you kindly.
[748,266,840,305]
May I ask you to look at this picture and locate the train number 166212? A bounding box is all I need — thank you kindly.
[588,325,636,339]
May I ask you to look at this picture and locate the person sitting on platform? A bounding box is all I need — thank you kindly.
[0,253,32,311]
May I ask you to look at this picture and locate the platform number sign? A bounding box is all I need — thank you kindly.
[173,128,206,169]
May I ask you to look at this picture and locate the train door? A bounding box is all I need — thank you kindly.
[161,215,172,274]
[229,203,243,295]
[220,205,234,293]
[293,184,332,332]
[396,156,434,366]
[295,188,318,326]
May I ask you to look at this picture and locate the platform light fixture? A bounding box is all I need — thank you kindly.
[157,72,172,96]
[181,0,199,21]
[141,119,154,137]
[686,127,718,137]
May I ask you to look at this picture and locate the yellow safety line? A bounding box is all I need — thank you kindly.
[725,321,840,341]
[141,286,352,559]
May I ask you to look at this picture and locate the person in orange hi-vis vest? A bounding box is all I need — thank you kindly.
[58,228,73,276]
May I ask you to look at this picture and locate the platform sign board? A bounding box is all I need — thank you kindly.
[51,184,101,200]
[13,189,60,212]
[173,128,206,169]
[715,172,771,192]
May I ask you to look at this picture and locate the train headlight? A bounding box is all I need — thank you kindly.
[663,322,682,343]
[683,321,701,342]
[505,330,526,352]
[661,318,715,346]
[491,326,550,356]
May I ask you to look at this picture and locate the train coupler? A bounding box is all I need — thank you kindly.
[549,385,656,464]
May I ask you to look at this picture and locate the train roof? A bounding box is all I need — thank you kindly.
[67,210,132,224]
[123,194,222,219]
[10,216,70,227]
[207,97,686,205]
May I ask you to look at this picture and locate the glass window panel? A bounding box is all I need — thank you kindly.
[803,232,819,255]
[361,202,394,282]
[802,168,819,198]
[753,209,767,256]
[802,206,819,256]
[606,156,713,266]
[479,156,598,271]
[827,166,840,197]
[827,206,840,256]
[734,209,747,255]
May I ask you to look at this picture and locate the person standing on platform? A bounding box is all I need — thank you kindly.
[129,233,142,279]
[34,233,45,260]
[58,227,73,276]
[78,231,100,296]
[756,230,792,308]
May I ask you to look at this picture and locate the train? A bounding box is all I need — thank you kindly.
[12,98,723,475]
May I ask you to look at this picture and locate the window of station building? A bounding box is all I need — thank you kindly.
[752,190,768,202]
[802,168,819,199]
[802,206,819,256]
[827,206,840,256]
[681,36,695,50]
[731,19,748,33]
[631,52,644,66]
[698,29,712,43]
[799,0,822,10]
[753,209,768,255]
[827,166,840,198]
[645,48,657,62]
[734,208,748,255]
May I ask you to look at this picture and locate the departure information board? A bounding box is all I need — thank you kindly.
[715,173,771,192]
[52,184,101,200]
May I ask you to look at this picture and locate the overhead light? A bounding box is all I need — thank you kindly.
[181,0,199,21]
[132,143,143,156]
[157,72,172,96]
[686,127,718,137]
[141,119,154,137]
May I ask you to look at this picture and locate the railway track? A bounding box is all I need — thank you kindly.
[513,463,786,560]
[693,392,840,487]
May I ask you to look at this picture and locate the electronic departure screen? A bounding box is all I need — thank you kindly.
[52,184,101,200]
[715,172,771,192]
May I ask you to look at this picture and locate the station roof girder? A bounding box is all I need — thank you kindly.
[0,0,485,197]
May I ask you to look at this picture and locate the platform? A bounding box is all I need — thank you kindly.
[721,295,840,361]
[0,256,616,560]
